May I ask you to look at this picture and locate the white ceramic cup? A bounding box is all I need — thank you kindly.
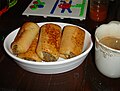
[95,21,120,78]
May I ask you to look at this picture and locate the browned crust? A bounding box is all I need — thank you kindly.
[17,35,41,62]
[36,23,62,62]
[11,22,40,54]
[60,25,85,59]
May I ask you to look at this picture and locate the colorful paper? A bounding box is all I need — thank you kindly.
[23,0,88,20]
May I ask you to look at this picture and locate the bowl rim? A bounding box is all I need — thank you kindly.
[3,22,93,66]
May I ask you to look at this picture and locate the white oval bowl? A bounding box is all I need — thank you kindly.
[4,22,93,74]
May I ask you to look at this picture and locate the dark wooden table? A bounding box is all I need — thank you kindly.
[0,0,120,91]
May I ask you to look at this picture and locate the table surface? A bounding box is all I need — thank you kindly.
[0,0,120,91]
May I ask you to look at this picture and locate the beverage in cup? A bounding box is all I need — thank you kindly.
[95,21,120,78]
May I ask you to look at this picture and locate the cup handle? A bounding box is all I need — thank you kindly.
[9,0,18,8]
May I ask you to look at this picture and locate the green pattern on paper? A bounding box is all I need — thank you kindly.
[71,0,86,17]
